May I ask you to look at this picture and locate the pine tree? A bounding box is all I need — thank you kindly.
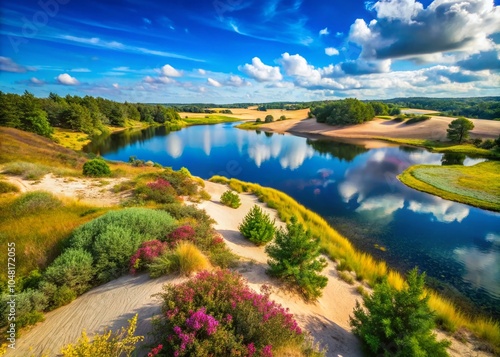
[265,216,327,300]
[350,268,450,356]
[238,205,276,246]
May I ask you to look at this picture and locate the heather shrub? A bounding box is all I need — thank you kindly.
[82,158,111,177]
[220,190,241,208]
[43,248,94,295]
[151,270,323,357]
[166,225,196,248]
[136,178,177,204]
[239,205,276,245]
[69,208,176,282]
[11,191,62,216]
[350,268,450,356]
[129,240,168,274]
[266,216,328,301]
[60,314,144,357]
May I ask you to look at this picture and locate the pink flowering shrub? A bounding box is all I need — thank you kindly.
[129,240,168,274]
[166,225,196,248]
[136,178,177,204]
[151,270,323,356]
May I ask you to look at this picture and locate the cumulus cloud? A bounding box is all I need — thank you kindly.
[207,78,222,87]
[325,47,340,56]
[319,27,329,36]
[161,64,182,77]
[349,0,500,61]
[457,49,500,71]
[225,75,250,87]
[0,57,32,73]
[239,57,283,82]
[57,73,79,85]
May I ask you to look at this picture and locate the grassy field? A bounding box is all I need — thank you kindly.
[399,161,500,211]
[209,175,500,352]
[52,129,92,151]
[377,137,500,158]
[182,115,242,125]
[235,121,265,130]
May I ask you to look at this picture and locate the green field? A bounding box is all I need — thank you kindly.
[182,115,241,125]
[399,161,500,211]
[235,121,264,130]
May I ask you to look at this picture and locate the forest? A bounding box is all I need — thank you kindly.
[0,91,182,138]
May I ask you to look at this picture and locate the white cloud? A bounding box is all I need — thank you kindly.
[239,57,283,82]
[57,73,79,85]
[225,75,250,87]
[325,47,339,56]
[29,77,45,85]
[112,83,119,88]
[207,78,222,87]
[356,194,405,221]
[70,68,91,73]
[319,27,329,36]
[197,68,206,75]
[348,0,500,61]
[408,200,469,223]
[161,64,182,77]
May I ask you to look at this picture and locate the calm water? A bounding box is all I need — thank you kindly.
[85,124,500,318]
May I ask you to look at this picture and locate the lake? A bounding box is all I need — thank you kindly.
[85,123,500,318]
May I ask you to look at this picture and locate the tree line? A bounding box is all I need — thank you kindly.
[384,97,500,120]
[0,91,182,138]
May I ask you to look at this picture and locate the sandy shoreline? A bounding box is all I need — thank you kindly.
[258,116,500,142]
[3,175,493,357]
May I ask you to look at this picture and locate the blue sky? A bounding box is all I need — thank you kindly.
[1,0,499,103]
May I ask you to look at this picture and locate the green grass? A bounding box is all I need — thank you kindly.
[399,161,500,211]
[0,181,19,194]
[182,115,241,125]
[376,137,500,158]
[235,121,264,130]
[209,175,500,352]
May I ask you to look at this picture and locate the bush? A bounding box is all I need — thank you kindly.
[279,115,286,121]
[52,285,77,308]
[69,208,176,282]
[151,270,323,357]
[83,158,111,177]
[43,248,94,295]
[135,178,177,204]
[265,115,274,123]
[60,314,144,357]
[239,205,276,245]
[480,139,495,149]
[11,191,62,216]
[256,118,262,123]
[0,181,19,194]
[1,289,47,328]
[350,268,451,356]
[129,240,168,274]
[266,216,328,300]
[405,115,430,125]
[220,190,241,208]
[161,203,214,223]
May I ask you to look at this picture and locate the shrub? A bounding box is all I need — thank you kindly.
[161,203,214,223]
[0,181,19,194]
[265,115,274,123]
[129,240,168,274]
[52,285,77,308]
[220,190,241,208]
[82,158,111,177]
[256,118,262,123]
[69,208,176,283]
[279,115,286,121]
[238,205,276,246]
[60,314,144,357]
[480,139,495,149]
[166,225,196,248]
[405,115,430,125]
[350,268,451,356]
[11,191,62,216]
[135,178,177,204]
[175,242,211,276]
[266,216,328,301]
[151,270,323,357]
[43,248,94,295]
[148,252,178,278]
[0,289,47,328]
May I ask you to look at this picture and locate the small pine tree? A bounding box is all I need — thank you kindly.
[265,216,327,300]
[350,268,451,357]
[220,190,241,208]
[446,117,474,143]
[238,205,276,245]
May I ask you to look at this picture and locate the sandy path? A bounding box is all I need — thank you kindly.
[3,173,131,207]
[261,116,500,141]
[5,179,492,357]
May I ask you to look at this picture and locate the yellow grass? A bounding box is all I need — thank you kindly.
[209,175,500,350]
[52,128,91,151]
[175,242,211,276]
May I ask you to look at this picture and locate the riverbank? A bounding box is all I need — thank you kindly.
[253,116,500,157]
[399,161,500,212]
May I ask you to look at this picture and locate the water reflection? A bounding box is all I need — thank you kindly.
[408,199,469,223]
